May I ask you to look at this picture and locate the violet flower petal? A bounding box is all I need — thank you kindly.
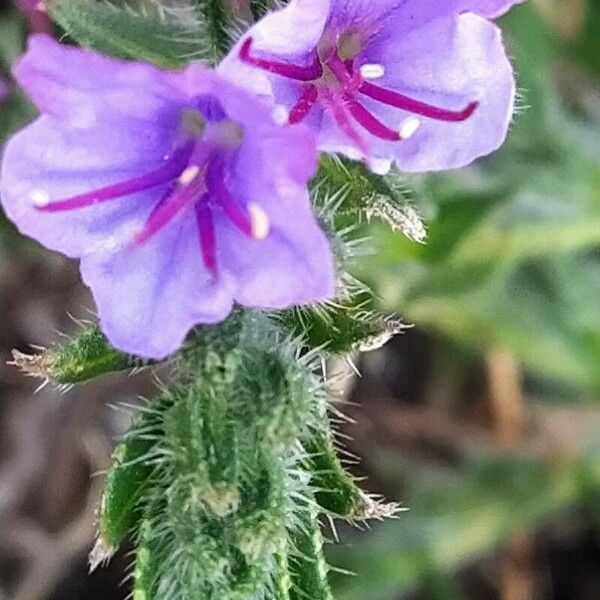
[80,211,234,359]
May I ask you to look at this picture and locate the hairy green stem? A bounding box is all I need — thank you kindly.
[289,499,333,600]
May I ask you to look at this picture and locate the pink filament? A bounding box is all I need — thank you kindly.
[288,85,319,124]
[195,199,217,275]
[134,177,203,245]
[36,144,193,213]
[324,52,356,92]
[344,96,400,141]
[209,177,253,237]
[239,37,323,81]
[359,81,479,123]
[321,89,369,156]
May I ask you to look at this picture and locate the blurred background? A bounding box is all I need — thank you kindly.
[1,0,600,598]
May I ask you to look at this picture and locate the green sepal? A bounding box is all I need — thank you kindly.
[316,155,393,214]
[48,0,212,68]
[280,282,404,355]
[12,326,138,384]
[304,434,365,519]
[98,401,169,552]
[99,439,154,551]
[316,155,426,242]
[49,326,137,382]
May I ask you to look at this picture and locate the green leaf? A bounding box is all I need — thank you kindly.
[250,0,269,20]
[48,0,212,68]
[191,0,231,58]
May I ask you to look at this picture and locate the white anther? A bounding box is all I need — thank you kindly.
[272,104,289,126]
[248,203,270,240]
[359,63,385,80]
[399,117,420,140]
[30,189,50,207]
[178,165,200,186]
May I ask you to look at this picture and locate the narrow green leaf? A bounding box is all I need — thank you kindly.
[11,326,138,384]
[305,433,400,522]
[98,427,157,550]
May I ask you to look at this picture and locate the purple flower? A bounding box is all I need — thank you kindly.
[0,35,334,358]
[219,0,524,173]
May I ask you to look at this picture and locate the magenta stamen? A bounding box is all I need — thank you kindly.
[207,164,253,236]
[36,144,193,213]
[344,96,400,141]
[359,81,478,122]
[288,85,319,124]
[195,198,217,275]
[134,176,203,245]
[239,37,323,82]
[321,89,369,156]
[325,52,357,92]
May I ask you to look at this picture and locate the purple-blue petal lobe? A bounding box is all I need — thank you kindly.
[80,211,234,359]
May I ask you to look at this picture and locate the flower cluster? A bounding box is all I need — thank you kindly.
[0,0,522,358]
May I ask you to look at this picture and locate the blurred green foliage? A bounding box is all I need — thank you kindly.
[361,2,600,394]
